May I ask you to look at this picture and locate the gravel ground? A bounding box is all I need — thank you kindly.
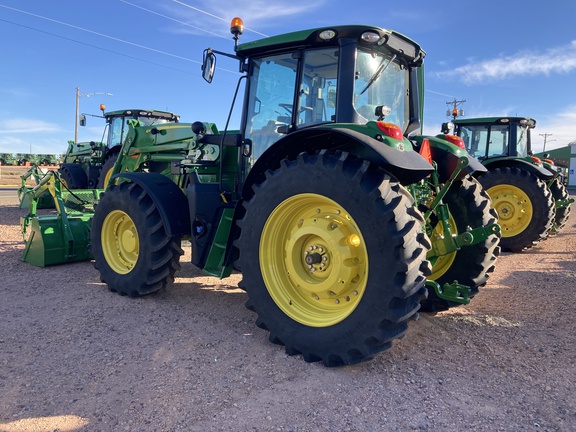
[0,186,575,432]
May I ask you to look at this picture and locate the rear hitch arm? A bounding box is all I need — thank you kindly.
[427,222,501,258]
[425,280,471,305]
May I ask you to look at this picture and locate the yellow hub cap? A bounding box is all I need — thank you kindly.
[101,210,139,274]
[428,214,457,281]
[487,184,533,237]
[260,194,368,327]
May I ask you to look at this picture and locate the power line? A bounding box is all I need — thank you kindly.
[0,17,196,76]
[0,5,241,75]
[539,132,555,152]
[446,98,466,120]
[119,0,229,40]
[170,0,269,37]
[0,4,199,64]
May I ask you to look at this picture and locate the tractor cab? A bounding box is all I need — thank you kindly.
[202,20,426,174]
[103,108,180,149]
[450,117,536,160]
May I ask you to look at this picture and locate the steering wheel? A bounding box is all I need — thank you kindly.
[278,103,293,115]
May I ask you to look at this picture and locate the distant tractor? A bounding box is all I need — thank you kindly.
[0,153,19,166]
[59,106,179,189]
[441,116,573,251]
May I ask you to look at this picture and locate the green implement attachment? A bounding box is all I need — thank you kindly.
[18,165,56,210]
[20,170,100,267]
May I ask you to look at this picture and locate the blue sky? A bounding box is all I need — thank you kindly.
[1,0,575,156]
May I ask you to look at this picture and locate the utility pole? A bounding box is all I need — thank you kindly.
[539,133,555,152]
[446,98,466,120]
[75,87,113,143]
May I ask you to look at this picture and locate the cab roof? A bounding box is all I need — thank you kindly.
[236,25,425,66]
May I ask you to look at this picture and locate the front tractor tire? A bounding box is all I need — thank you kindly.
[236,151,431,366]
[91,181,183,297]
[59,163,88,189]
[479,167,554,252]
[422,176,501,312]
[97,154,119,189]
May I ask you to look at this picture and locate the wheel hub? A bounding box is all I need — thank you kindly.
[304,246,328,270]
[488,185,532,236]
[260,194,368,327]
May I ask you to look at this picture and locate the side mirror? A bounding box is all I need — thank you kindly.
[202,50,216,83]
[79,114,86,127]
[327,85,336,108]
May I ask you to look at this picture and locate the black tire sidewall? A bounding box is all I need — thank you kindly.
[91,182,168,295]
[239,153,426,358]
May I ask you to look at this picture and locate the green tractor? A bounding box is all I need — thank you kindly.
[24,19,499,365]
[59,106,179,189]
[441,117,573,251]
[0,153,19,166]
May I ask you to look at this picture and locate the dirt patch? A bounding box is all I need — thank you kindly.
[0,166,59,187]
[0,199,575,431]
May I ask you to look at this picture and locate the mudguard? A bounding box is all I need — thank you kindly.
[111,172,190,237]
[481,157,554,181]
[243,126,434,198]
[414,135,487,183]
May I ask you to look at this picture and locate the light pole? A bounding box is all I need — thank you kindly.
[74,87,113,143]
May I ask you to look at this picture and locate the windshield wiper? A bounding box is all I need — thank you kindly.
[359,54,397,95]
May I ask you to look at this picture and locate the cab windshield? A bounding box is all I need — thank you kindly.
[107,116,172,147]
[354,49,409,130]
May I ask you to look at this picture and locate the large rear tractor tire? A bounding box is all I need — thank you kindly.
[548,177,572,235]
[479,167,554,252]
[421,176,500,312]
[236,151,431,366]
[91,181,183,297]
[97,154,119,189]
[59,163,88,189]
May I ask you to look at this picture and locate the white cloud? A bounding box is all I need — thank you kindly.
[0,119,62,134]
[155,0,324,37]
[531,105,576,151]
[438,41,576,84]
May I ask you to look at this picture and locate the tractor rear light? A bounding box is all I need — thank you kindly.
[419,138,432,164]
[376,122,403,140]
[444,134,465,149]
[531,156,542,164]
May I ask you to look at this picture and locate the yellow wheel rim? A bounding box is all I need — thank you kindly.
[487,184,533,238]
[260,194,368,327]
[101,210,139,274]
[101,167,114,189]
[428,214,457,281]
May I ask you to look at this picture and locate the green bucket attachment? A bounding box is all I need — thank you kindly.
[20,214,92,267]
[19,170,101,267]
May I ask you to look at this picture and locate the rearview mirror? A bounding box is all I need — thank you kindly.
[202,50,216,83]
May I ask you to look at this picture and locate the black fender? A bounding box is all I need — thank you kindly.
[242,126,433,199]
[111,172,191,237]
[480,157,554,181]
